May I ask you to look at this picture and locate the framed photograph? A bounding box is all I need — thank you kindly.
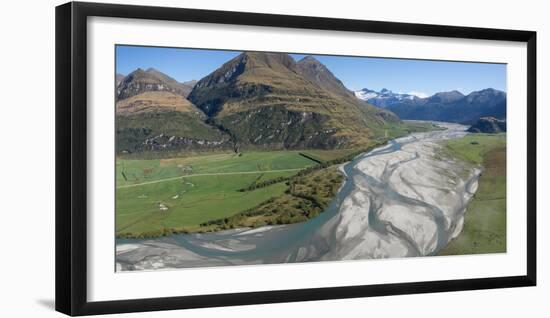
[55,1,536,316]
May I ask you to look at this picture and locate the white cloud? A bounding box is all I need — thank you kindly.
[407,91,429,98]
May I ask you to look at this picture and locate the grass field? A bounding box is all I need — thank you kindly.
[116,151,319,237]
[116,151,316,187]
[439,133,506,255]
[200,165,344,231]
[442,133,506,164]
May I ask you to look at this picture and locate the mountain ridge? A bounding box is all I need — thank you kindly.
[355,87,506,124]
[295,56,400,123]
[188,52,400,149]
[296,55,355,99]
[115,70,230,154]
[116,68,196,101]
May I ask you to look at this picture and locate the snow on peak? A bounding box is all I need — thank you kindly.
[354,90,379,100]
[354,88,426,102]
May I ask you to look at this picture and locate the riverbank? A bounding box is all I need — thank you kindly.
[438,134,506,255]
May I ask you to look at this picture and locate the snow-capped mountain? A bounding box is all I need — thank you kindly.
[354,88,418,108]
[354,87,506,124]
[354,88,380,101]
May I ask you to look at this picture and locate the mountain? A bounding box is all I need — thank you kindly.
[355,88,420,108]
[296,56,399,123]
[116,91,201,116]
[116,73,125,86]
[116,90,230,154]
[426,90,464,104]
[116,68,195,101]
[296,55,354,98]
[467,116,506,133]
[188,52,399,149]
[355,87,506,124]
[182,80,198,88]
[354,88,380,101]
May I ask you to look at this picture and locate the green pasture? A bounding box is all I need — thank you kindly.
[439,133,506,255]
[116,150,316,187]
[115,150,319,236]
[442,133,506,164]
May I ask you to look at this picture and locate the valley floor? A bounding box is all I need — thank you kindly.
[116,122,499,270]
[115,121,441,239]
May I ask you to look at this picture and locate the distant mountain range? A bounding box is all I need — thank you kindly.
[355,87,506,124]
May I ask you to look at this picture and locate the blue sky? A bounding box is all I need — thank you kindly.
[116,45,506,97]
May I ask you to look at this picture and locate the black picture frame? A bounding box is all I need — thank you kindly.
[55,1,537,316]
